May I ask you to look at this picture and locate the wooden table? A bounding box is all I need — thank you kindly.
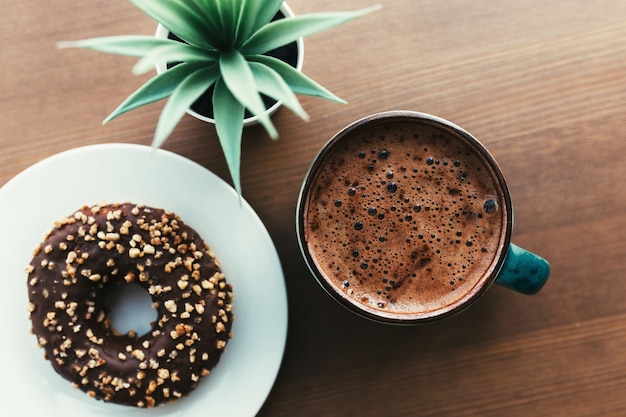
[3,1,626,415]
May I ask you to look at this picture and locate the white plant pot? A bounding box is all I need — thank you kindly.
[155,3,304,127]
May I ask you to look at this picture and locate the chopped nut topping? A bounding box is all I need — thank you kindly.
[164,300,177,313]
[105,232,120,241]
[88,274,101,282]
[132,349,145,361]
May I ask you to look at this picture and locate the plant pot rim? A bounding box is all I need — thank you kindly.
[154,2,304,126]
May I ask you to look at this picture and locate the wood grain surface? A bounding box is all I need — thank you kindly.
[2,1,626,416]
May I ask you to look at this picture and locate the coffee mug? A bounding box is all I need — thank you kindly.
[296,111,549,324]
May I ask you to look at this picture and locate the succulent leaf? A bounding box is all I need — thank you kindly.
[104,61,209,124]
[153,65,221,148]
[185,0,226,47]
[130,0,216,49]
[219,50,277,139]
[213,78,245,196]
[241,5,382,55]
[249,62,309,122]
[214,0,238,46]
[57,36,177,57]
[233,0,259,46]
[248,55,346,104]
[132,43,218,75]
[248,0,284,38]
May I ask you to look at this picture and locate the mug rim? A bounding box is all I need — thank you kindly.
[296,110,514,324]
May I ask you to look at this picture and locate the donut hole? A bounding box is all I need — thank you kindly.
[104,282,157,337]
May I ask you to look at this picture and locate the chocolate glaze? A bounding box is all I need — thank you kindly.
[27,203,234,407]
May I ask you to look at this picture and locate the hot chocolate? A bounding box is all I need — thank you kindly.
[298,112,511,322]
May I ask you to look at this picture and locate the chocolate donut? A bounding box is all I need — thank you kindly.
[26,203,234,408]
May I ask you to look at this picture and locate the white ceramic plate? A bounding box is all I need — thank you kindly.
[0,144,287,416]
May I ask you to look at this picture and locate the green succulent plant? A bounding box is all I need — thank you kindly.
[58,0,380,196]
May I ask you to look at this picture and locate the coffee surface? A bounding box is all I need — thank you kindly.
[303,119,507,318]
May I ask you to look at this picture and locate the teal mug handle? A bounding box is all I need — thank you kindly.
[495,243,550,295]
